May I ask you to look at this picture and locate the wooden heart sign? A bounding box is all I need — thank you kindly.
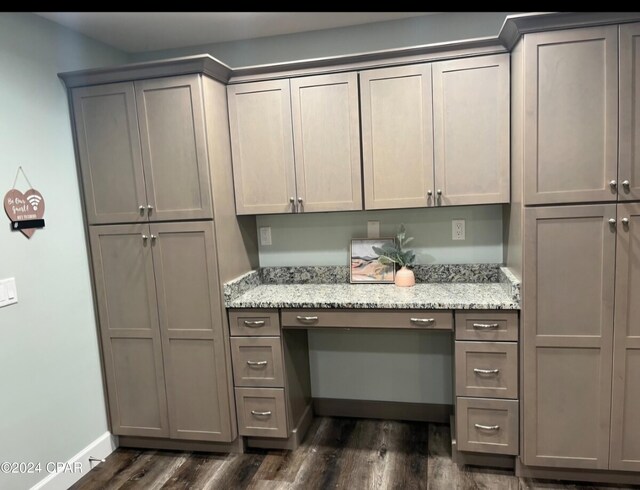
[4,188,45,238]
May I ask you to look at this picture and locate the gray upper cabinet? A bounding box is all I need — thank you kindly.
[72,75,213,224]
[228,74,362,215]
[72,83,148,224]
[227,80,297,215]
[609,203,640,471]
[89,224,170,438]
[432,54,509,206]
[135,76,213,221]
[619,23,640,202]
[523,26,619,205]
[290,73,362,212]
[360,64,435,210]
[523,205,616,469]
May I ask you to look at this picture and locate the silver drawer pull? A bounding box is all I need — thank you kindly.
[474,368,500,375]
[296,315,319,323]
[472,323,499,329]
[251,410,272,417]
[410,318,435,325]
[474,423,500,431]
[246,360,268,367]
[243,320,265,327]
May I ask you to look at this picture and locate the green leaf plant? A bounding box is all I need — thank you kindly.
[372,224,416,269]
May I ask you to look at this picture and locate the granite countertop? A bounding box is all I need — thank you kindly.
[224,265,520,310]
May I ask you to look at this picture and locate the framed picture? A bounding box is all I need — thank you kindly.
[350,238,395,284]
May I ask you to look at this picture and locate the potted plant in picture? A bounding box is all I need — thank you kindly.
[373,224,417,287]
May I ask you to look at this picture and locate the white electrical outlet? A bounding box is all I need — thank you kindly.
[367,221,380,238]
[0,277,17,308]
[452,220,465,241]
[259,227,272,246]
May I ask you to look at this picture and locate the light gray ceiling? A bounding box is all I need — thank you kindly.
[36,12,435,53]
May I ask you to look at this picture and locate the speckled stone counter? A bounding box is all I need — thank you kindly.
[224,265,520,310]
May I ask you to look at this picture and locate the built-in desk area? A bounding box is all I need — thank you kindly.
[224,266,521,466]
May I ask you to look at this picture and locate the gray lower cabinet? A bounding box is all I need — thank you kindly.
[523,205,617,470]
[90,221,235,442]
[454,311,519,457]
[609,203,640,471]
[72,75,213,224]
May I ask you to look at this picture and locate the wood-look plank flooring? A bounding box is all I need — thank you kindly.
[71,418,637,490]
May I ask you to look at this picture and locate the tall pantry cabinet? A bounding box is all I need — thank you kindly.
[508,22,640,473]
[64,67,258,446]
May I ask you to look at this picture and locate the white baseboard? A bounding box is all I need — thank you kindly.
[31,432,118,490]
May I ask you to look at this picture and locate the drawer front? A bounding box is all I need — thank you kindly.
[455,341,518,399]
[229,309,280,336]
[456,397,518,455]
[455,311,518,341]
[281,309,453,330]
[231,337,284,387]
[235,387,288,438]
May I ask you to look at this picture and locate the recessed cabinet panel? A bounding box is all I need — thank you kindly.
[228,80,296,214]
[89,224,169,437]
[135,76,212,221]
[523,205,616,469]
[524,26,618,204]
[610,204,640,471]
[291,73,362,212]
[360,64,435,209]
[72,83,147,224]
[111,338,167,433]
[433,54,509,205]
[619,23,640,201]
[151,221,234,442]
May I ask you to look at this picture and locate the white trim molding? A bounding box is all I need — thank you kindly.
[30,432,118,490]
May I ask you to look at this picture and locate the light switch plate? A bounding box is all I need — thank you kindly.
[452,220,465,241]
[367,221,380,238]
[0,277,17,308]
[259,227,272,246]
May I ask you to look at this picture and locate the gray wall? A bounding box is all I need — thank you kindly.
[0,13,127,490]
[131,12,516,66]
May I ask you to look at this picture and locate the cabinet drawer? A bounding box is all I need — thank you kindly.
[281,309,453,330]
[231,337,284,388]
[455,311,518,341]
[235,387,288,438]
[229,309,280,336]
[455,341,517,399]
[456,397,518,455]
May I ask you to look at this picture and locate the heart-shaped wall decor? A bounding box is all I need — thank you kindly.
[4,188,45,238]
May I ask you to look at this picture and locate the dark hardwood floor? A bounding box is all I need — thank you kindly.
[71,418,637,489]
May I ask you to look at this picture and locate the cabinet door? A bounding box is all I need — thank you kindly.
[523,205,616,469]
[523,26,618,205]
[89,224,169,438]
[291,73,362,212]
[433,54,509,205]
[72,83,147,224]
[610,203,640,471]
[150,221,235,442]
[135,75,213,221]
[360,64,435,210]
[619,23,640,201]
[228,80,296,215]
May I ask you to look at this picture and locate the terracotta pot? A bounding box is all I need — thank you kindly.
[394,266,415,287]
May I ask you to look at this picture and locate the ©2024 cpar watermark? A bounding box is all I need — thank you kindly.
[1,461,83,475]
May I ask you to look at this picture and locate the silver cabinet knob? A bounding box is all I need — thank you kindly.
[142,234,148,241]
[150,234,157,241]
[622,180,631,188]
[621,218,630,226]
[289,197,295,203]
[610,180,618,188]
[139,205,145,213]
[147,205,153,215]
[427,190,433,196]
[437,189,442,196]
[609,218,616,225]
[298,197,303,203]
